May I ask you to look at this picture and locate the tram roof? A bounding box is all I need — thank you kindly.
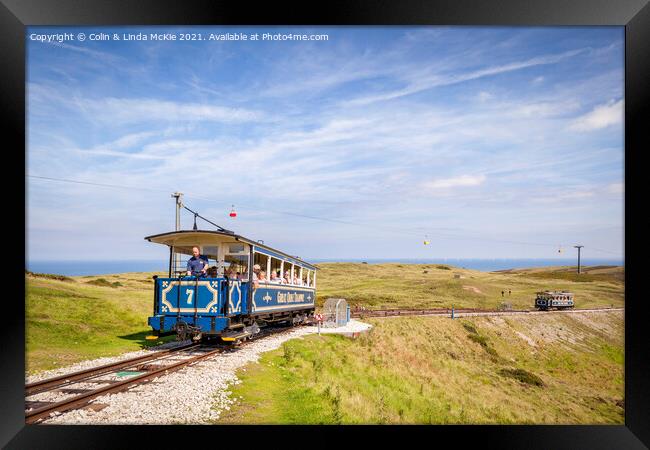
[144,229,318,270]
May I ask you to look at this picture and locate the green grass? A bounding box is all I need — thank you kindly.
[315,263,624,310]
[26,272,173,373]
[217,311,624,424]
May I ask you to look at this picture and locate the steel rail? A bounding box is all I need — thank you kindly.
[25,346,225,424]
[26,323,300,424]
[351,306,622,318]
[25,343,199,396]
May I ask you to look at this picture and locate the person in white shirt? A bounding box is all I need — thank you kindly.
[252,264,261,288]
[270,271,282,284]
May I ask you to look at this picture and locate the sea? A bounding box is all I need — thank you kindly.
[25,258,624,277]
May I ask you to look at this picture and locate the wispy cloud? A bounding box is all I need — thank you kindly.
[569,99,623,131]
[607,182,624,194]
[81,98,266,124]
[50,42,125,62]
[344,48,587,106]
[422,175,487,190]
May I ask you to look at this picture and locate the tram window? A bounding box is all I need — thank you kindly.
[254,253,269,275]
[203,246,219,272]
[171,246,194,275]
[270,257,282,279]
[203,246,219,260]
[229,243,245,253]
[292,265,303,285]
[225,254,249,281]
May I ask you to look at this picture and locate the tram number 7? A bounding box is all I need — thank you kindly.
[186,288,194,305]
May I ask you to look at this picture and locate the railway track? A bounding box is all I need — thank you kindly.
[25,324,298,424]
[351,306,623,319]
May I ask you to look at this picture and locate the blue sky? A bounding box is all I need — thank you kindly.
[26,26,624,262]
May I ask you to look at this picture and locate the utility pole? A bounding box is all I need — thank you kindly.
[171,192,183,274]
[171,192,183,231]
[574,245,584,274]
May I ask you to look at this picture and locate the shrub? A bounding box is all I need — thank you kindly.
[499,368,545,387]
[462,322,478,335]
[282,343,295,364]
[462,322,500,358]
[25,270,74,282]
[85,278,122,288]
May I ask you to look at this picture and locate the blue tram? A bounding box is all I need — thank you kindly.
[145,229,317,342]
[535,290,574,310]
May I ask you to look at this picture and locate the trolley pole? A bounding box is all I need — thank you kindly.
[171,192,183,274]
[574,245,584,274]
[171,192,183,231]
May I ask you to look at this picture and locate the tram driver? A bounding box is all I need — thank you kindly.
[186,246,209,278]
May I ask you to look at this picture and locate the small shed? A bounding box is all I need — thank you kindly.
[323,298,350,327]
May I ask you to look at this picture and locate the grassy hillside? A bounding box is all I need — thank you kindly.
[216,311,624,424]
[25,271,173,373]
[25,263,623,374]
[315,263,624,310]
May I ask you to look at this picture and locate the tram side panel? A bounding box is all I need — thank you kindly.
[148,277,230,335]
[535,295,575,310]
[249,283,316,317]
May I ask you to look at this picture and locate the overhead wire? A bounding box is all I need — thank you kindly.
[26,174,622,256]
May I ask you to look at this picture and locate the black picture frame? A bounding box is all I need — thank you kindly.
[2,0,648,447]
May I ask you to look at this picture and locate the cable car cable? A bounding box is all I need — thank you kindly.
[27,174,622,256]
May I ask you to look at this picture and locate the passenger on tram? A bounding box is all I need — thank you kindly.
[270,271,282,283]
[283,270,291,284]
[258,270,267,283]
[252,264,261,288]
[252,264,261,281]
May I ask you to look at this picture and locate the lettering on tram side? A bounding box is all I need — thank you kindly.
[277,292,306,303]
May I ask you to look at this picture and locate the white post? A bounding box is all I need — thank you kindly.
[280,261,284,282]
[291,264,295,285]
[266,256,271,280]
[299,267,303,286]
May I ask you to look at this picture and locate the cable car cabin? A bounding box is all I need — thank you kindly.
[145,230,317,342]
[535,290,574,310]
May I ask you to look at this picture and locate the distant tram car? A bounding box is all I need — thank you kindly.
[535,290,574,310]
[145,229,317,342]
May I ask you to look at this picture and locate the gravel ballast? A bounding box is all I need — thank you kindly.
[31,320,372,424]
